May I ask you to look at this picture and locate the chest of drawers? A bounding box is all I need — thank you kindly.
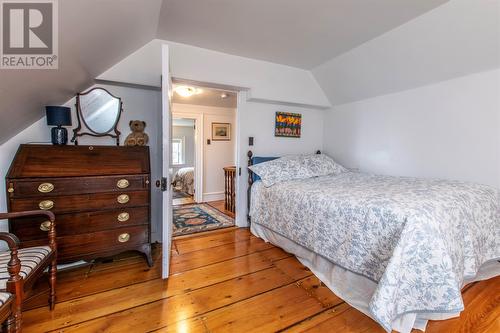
[5,144,153,266]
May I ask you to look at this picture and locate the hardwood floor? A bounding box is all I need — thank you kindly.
[207,199,235,218]
[22,228,499,333]
[172,197,195,205]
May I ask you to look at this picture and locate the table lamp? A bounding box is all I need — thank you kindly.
[46,106,72,145]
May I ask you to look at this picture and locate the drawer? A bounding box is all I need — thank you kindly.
[21,225,149,263]
[10,206,149,241]
[57,225,149,262]
[7,174,149,198]
[9,190,149,214]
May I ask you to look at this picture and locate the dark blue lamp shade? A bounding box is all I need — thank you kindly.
[46,106,72,145]
[46,106,72,126]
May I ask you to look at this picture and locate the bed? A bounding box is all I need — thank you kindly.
[247,151,500,333]
[173,167,194,195]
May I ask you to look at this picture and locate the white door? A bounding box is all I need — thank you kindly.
[161,44,173,279]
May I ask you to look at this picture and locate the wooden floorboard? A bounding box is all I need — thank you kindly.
[173,227,248,254]
[22,228,499,333]
[207,200,235,218]
[23,252,276,332]
[172,197,195,206]
[170,234,274,274]
[56,267,300,332]
[24,245,163,310]
[425,275,500,333]
[282,303,385,333]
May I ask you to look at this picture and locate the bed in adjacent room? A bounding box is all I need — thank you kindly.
[247,151,500,333]
[173,166,194,196]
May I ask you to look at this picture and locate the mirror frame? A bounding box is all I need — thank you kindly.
[71,87,123,146]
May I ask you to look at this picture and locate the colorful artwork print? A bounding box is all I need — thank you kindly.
[275,112,301,138]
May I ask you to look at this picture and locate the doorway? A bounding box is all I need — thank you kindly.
[170,82,237,237]
[171,117,196,205]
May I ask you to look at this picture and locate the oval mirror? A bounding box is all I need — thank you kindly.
[80,88,120,134]
[72,88,123,145]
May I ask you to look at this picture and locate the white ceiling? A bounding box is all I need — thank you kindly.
[172,84,237,108]
[157,0,449,69]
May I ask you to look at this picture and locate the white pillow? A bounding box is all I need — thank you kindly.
[302,154,347,177]
[249,154,346,187]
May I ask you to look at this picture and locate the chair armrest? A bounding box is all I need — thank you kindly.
[0,210,56,253]
[0,210,55,222]
[0,233,22,284]
[0,233,19,251]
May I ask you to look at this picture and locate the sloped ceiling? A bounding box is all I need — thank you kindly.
[0,0,162,144]
[312,0,500,105]
[3,0,489,145]
[157,0,448,69]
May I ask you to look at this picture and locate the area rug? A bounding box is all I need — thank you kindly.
[173,190,191,199]
[173,203,234,236]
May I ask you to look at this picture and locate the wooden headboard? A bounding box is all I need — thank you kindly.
[246,150,321,223]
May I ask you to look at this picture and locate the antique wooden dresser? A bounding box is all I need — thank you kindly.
[5,144,153,266]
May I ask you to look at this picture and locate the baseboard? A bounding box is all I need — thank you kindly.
[203,191,224,202]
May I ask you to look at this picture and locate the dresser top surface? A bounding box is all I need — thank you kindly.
[7,144,150,179]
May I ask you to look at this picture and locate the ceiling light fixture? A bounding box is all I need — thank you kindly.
[174,86,202,97]
[220,93,228,99]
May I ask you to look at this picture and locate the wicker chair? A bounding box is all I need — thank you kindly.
[0,210,57,332]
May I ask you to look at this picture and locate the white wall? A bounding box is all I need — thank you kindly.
[99,39,331,109]
[0,120,49,232]
[323,69,500,189]
[173,104,236,202]
[0,84,163,242]
[237,94,325,225]
[172,125,195,168]
[312,0,500,105]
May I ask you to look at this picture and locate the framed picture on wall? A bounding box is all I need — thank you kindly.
[212,122,231,141]
[275,112,301,138]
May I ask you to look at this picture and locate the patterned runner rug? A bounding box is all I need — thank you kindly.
[173,203,234,236]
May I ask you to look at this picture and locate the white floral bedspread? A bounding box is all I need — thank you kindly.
[250,172,500,331]
[173,167,194,195]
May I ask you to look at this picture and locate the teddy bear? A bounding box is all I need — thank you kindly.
[125,120,149,146]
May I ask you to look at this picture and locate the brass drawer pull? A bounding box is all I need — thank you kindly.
[117,194,130,204]
[38,183,54,193]
[117,212,130,222]
[117,179,130,189]
[118,233,130,243]
[7,186,14,193]
[39,200,54,210]
[40,221,51,231]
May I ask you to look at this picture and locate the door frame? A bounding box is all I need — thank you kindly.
[171,111,204,203]
[171,78,245,214]
[160,44,173,279]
